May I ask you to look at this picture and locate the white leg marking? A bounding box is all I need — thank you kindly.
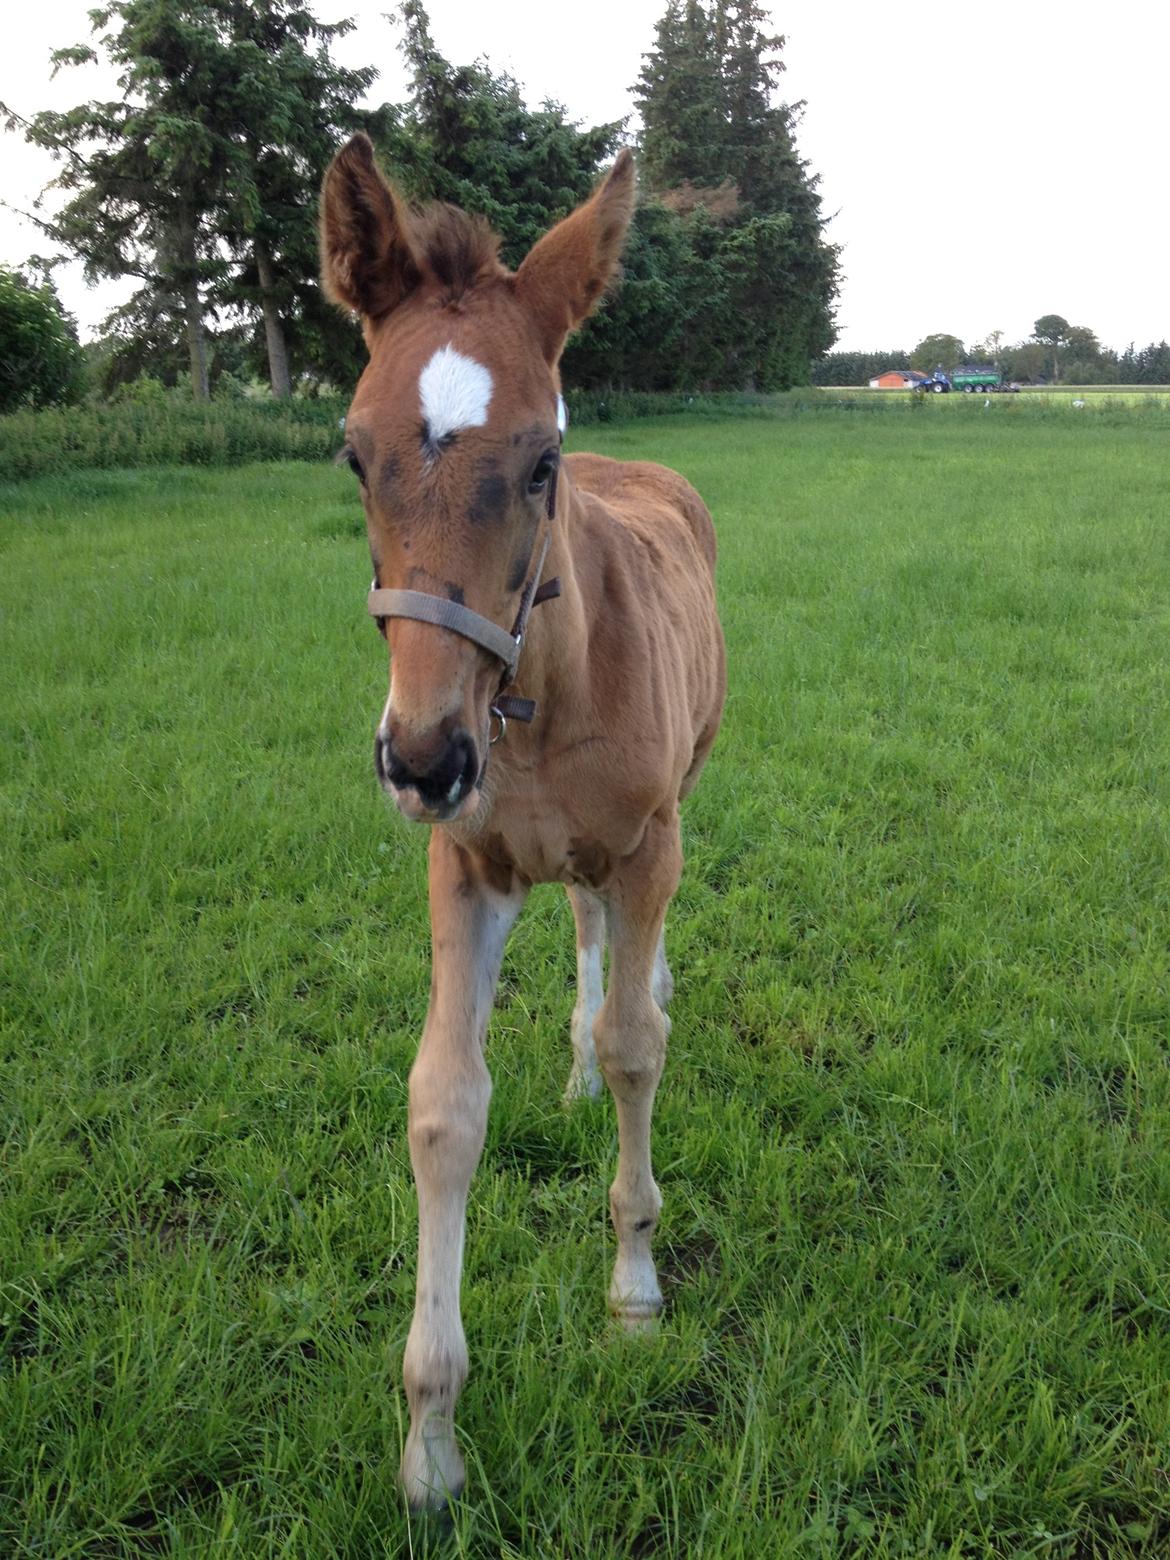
[419,345,493,443]
[652,929,674,1012]
[566,942,604,1102]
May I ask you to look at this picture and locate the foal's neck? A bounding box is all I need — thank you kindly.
[507,469,593,741]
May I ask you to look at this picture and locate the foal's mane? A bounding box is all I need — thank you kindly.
[412,203,504,301]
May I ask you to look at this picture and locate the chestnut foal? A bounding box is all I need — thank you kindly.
[320,135,726,1510]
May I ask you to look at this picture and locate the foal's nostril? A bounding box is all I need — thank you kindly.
[373,733,393,786]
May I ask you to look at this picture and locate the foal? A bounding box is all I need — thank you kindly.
[320,135,726,1510]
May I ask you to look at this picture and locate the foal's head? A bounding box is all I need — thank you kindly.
[320,134,634,823]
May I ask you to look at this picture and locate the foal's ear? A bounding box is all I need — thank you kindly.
[513,150,636,363]
[320,133,421,320]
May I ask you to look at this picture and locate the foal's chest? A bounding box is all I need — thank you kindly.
[457,788,649,892]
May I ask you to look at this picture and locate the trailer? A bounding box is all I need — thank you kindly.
[951,363,1019,393]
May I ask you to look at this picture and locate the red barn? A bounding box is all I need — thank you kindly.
[870,370,927,389]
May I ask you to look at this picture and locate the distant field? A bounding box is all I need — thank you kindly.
[3,407,1169,1556]
[819,384,1170,402]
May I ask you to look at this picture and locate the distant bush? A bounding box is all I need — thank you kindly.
[565,388,784,423]
[6,383,1168,483]
[0,388,786,480]
[0,394,347,481]
[0,267,85,414]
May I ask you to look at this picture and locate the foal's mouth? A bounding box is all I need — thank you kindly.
[384,778,482,825]
[374,727,488,824]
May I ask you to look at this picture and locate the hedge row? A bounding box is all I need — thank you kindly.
[0,390,794,482]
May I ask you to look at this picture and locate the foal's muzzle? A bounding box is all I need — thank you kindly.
[375,726,481,822]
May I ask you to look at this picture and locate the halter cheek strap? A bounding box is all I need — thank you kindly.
[366,396,566,728]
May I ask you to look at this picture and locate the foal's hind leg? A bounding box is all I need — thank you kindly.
[565,885,606,1102]
[593,809,683,1325]
[652,927,674,1012]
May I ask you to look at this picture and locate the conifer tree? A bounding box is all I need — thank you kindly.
[393,1,622,267]
[633,0,838,387]
[9,0,374,399]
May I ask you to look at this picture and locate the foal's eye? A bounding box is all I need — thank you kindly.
[528,453,557,494]
[338,446,366,484]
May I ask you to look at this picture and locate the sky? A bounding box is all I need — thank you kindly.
[2,0,1166,354]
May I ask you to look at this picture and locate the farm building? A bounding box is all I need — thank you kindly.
[869,369,928,389]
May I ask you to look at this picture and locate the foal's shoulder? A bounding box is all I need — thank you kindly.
[565,452,717,572]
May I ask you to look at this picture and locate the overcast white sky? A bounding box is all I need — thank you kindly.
[2,0,1166,353]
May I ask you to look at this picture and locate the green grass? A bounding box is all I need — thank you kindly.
[2,405,1169,1557]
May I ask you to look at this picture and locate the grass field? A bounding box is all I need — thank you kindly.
[2,404,1169,1557]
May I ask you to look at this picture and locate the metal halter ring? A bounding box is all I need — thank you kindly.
[489,706,507,746]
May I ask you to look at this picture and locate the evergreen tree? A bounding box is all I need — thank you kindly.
[633,0,838,388]
[636,1,725,192]
[391,1,622,268]
[205,1,375,397]
[811,350,913,386]
[9,0,374,399]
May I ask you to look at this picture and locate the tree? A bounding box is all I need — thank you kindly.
[998,341,1048,383]
[633,0,838,388]
[1032,314,1071,382]
[636,1,726,193]
[811,350,911,386]
[391,2,622,269]
[1033,314,1071,347]
[9,4,239,400]
[970,328,1005,360]
[910,333,964,372]
[1059,324,1108,386]
[205,1,376,397]
[9,0,375,400]
[1117,340,1170,385]
[0,266,84,412]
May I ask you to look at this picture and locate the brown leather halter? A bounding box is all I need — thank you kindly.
[366,397,565,739]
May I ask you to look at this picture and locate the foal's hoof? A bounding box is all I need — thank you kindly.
[610,1299,663,1334]
[608,1259,664,1333]
[401,1428,465,1514]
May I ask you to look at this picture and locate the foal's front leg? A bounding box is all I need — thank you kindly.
[400,830,525,1511]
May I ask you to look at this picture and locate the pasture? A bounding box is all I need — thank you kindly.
[2,403,1169,1556]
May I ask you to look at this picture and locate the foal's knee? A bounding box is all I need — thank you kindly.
[407,1059,490,1168]
[594,996,666,1097]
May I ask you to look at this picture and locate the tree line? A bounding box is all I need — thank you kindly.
[813,319,1170,387]
[2,0,837,409]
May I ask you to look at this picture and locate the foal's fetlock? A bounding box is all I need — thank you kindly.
[652,956,674,1011]
[608,1185,664,1328]
[403,1329,469,1510]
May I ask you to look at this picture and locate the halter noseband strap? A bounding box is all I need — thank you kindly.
[365,396,566,729]
[366,586,528,682]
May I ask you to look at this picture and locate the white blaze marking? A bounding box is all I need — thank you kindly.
[419,345,492,443]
